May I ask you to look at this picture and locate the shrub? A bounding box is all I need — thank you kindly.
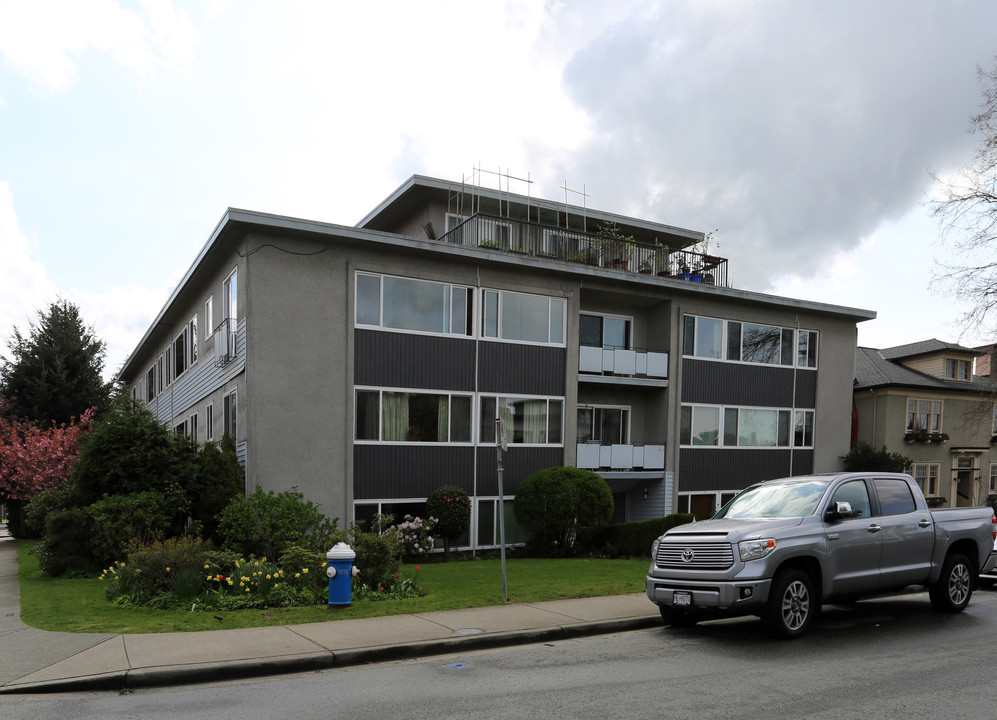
[842,441,911,473]
[392,514,436,558]
[350,524,401,592]
[278,544,328,594]
[426,485,471,558]
[216,485,345,558]
[107,536,214,603]
[577,514,696,557]
[23,482,78,538]
[513,467,614,555]
[189,434,244,541]
[36,507,99,576]
[86,491,174,565]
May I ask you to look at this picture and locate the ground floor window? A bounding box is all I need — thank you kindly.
[677,491,738,521]
[912,463,940,497]
[476,497,528,547]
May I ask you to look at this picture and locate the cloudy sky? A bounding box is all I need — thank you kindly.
[1,0,996,379]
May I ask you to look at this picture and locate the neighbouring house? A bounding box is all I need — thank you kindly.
[117,173,875,545]
[854,339,997,507]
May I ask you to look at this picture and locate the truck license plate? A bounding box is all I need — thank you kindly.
[673,591,692,606]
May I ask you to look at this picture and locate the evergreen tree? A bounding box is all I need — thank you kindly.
[1,299,109,425]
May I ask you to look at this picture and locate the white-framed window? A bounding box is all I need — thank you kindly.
[206,402,214,442]
[476,497,528,546]
[681,404,815,448]
[224,268,237,322]
[990,463,997,495]
[174,413,197,440]
[479,395,564,446]
[683,315,818,368]
[679,405,721,446]
[171,317,198,380]
[204,295,213,339]
[913,463,941,496]
[355,389,473,443]
[356,273,473,337]
[906,398,942,433]
[577,405,630,444]
[579,313,631,350]
[223,389,237,441]
[146,365,157,402]
[157,355,164,394]
[481,289,565,346]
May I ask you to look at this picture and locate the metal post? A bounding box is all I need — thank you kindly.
[496,418,508,603]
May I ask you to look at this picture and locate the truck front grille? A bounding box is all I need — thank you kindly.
[656,542,734,570]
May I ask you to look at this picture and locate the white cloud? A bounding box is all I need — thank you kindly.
[0,181,58,354]
[0,0,197,93]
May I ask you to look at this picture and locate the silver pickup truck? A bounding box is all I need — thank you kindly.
[646,472,996,638]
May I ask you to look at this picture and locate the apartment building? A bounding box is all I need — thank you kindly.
[118,174,874,545]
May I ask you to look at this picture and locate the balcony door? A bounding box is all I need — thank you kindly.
[577,406,630,445]
[580,314,631,350]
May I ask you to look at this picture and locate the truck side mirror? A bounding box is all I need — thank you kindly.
[825,501,853,522]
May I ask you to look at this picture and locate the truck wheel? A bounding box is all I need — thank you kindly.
[659,605,698,627]
[929,553,973,613]
[763,568,815,639]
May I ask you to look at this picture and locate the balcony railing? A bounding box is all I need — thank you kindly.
[439,213,728,287]
[214,317,238,367]
[576,442,665,471]
[579,346,668,379]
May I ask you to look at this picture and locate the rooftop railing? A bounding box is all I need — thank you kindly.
[438,213,728,287]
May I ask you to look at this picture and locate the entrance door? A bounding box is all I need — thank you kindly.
[689,494,717,520]
[956,470,975,507]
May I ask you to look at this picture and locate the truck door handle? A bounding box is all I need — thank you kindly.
[918,519,931,528]
[867,524,882,533]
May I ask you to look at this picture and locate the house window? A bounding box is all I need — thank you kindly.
[729,322,794,365]
[992,404,997,435]
[678,491,739,521]
[355,390,473,443]
[146,365,157,402]
[481,289,565,346]
[945,358,971,381]
[580,314,631,350]
[990,463,997,495]
[206,403,214,442]
[355,273,473,337]
[204,296,213,339]
[157,355,164,394]
[906,399,942,432]
[797,330,818,368]
[577,406,630,445]
[479,396,564,445]
[683,316,723,360]
[912,463,940,496]
[680,405,720,446]
[171,317,198,380]
[223,389,237,441]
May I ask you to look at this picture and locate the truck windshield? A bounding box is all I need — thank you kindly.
[715,480,830,519]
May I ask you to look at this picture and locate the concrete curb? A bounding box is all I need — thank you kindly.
[0,616,663,694]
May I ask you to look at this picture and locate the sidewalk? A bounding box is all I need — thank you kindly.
[0,528,661,694]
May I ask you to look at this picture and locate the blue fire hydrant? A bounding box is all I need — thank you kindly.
[326,542,356,607]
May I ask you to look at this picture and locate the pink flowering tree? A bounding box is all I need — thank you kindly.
[0,402,94,502]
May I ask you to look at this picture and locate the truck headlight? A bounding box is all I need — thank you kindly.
[651,538,660,559]
[738,538,776,562]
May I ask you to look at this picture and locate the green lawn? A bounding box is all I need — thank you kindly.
[15,541,651,634]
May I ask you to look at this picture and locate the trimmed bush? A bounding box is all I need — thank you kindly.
[23,482,78,538]
[216,485,344,558]
[350,525,401,592]
[37,507,99,576]
[578,514,696,557]
[513,467,614,555]
[426,485,471,558]
[86,491,174,565]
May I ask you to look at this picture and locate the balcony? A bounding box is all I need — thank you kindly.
[576,442,665,471]
[438,213,729,287]
[579,346,668,386]
[214,317,238,367]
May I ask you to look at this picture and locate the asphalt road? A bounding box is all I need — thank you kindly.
[3,587,995,719]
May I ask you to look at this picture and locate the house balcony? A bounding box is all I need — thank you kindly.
[438,213,729,287]
[578,346,668,387]
[576,442,666,471]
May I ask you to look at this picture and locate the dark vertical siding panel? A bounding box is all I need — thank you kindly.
[475,447,565,495]
[355,330,475,390]
[682,359,817,409]
[791,449,815,476]
[353,446,475,498]
[478,344,566,395]
[678,449,796,492]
